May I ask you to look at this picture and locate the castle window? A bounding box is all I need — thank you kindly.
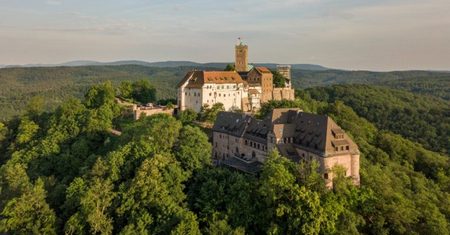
[236,147,239,153]
[252,151,256,158]
[346,146,350,150]
[245,140,248,145]
[324,173,329,179]
[209,93,212,96]
[335,147,339,151]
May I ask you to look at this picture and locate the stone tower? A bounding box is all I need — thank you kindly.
[235,41,248,72]
[277,65,292,88]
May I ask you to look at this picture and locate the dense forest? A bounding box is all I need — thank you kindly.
[1,65,449,121]
[0,81,449,234]
[303,85,450,154]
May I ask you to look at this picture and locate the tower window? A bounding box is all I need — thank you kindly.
[324,173,329,179]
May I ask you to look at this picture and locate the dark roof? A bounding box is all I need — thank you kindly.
[221,157,262,174]
[213,112,251,137]
[244,118,269,144]
[213,109,359,157]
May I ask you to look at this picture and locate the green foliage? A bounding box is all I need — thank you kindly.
[15,117,40,145]
[130,79,157,104]
[117,81,133,99]
[0,81,449,234]
[224,64,235,71]
[26,96,45,117]
[174,126,211,174]
[199,103,225,123]
[177,109,198,125]
[1,65,448,121]
[271,70,286,88]
[0,178,56,234]
[306,85,450,154]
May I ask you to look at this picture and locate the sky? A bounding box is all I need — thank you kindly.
[0,0,449,71]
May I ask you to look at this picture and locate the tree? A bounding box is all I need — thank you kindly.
[0,179,57,234]
[0,122,7,143]
[224,64,235,71]
[15,117,40,145]
[26,96,45,117]
[117,81,133,99]
[174,126,211,174]
[117,154,197,234]
[131,79,156,104]
[177,109,198,125]
[258,150,329,234]
[121,114,182,155]
[200,103,225,123]
[187,168,258,231]
[204,213,245,235]
[84,82,116,109]
[271,70,286,88]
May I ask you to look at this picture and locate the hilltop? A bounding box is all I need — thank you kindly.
[0,64,449,121]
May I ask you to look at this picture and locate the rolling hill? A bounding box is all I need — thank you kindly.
[0,64,449,121]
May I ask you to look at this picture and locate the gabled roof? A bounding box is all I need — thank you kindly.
[213,112,251,137]
[255,67,272,74]
[178,70,246,88]
[213,108,359,158]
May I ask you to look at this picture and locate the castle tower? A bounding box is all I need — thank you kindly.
[277,65,292,88]
[235,39,248,72]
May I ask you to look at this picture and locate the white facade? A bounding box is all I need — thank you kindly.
[178,71,248,112]
[201,83,247,111]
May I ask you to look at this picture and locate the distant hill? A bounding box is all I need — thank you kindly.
[2,60,330,71]
[0,64,449,121]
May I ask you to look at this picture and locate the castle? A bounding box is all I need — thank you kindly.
[177,40,295,112]
[212,108,360,188]
[176,40,360,187]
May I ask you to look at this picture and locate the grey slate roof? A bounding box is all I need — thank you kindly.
[213,108,359,158]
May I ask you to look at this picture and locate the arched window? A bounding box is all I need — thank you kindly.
[252,151,256,158]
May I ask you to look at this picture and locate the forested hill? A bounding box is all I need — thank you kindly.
[292,70,450,100]
[0,82,449,234]
[0,65,449,121]
[303,85,450,155]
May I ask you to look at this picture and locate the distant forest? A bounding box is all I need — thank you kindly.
[0,65,449,121]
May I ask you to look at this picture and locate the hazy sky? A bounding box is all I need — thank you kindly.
[0,0,449,71]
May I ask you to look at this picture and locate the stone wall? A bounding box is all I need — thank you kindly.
[272,88,295,101]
